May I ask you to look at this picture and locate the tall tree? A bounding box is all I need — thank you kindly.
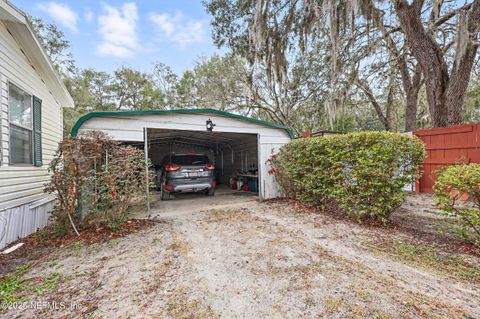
[152,62,179,107]
[319,0,480,127]
[204,0,388,130]
[173,53,331,134]
[111,67,164,110]
[204,1,336,132]
[64,69,115,112]
[392,0,480,127]
[30,17,75,76]
[206,0,480,128]
[176,70,197,109]
[314,0,480,127]
[179,55,250,111]
[62,69,116,136]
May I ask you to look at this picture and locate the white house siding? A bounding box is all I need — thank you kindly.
[0,18,66,249]
[76,113,292,199]
[0,20,63,211]
[0,197,53,248]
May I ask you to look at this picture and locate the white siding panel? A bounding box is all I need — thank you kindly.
[1,193,46,212]
[1,69,8,165]
[0,198,53,249]
[0,181,48,194]
[0,20,63,210]
[0,187,47,204]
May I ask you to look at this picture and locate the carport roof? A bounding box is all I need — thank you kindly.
[70,108,294,138]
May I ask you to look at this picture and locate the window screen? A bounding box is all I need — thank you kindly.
[9,84,32,164]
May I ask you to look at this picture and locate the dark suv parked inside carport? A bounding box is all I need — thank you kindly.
[155,154,216,200]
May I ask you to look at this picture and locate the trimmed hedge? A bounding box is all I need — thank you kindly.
[434,164,480,245]
[270,132,425,223]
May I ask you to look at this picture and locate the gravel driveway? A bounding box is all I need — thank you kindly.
[4,191,480,319]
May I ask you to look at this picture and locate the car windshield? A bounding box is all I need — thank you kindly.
[171,155,210,166]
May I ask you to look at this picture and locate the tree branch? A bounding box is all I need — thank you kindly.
[355,78,390,130]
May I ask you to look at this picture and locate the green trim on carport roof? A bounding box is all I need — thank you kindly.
[70,108,295,139]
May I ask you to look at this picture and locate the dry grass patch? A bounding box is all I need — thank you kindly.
[204,208,248,224]
[204,208,267,226]
[164,288,219,319]
[364,238,480,282]
[322,296,392,319]
[323,297,345,315]
[401,293,468,319]
[166,231,191,256]
[167,242,190,255]
[322,292,466,319]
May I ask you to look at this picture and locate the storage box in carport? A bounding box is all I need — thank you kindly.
[248,178,258,193]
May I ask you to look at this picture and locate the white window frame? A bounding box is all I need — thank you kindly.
[7,81,34,166]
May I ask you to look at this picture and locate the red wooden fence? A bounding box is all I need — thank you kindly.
[413,123,480,193]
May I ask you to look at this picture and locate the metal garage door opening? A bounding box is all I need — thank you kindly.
[143,128,260,198]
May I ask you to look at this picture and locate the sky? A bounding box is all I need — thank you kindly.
[13,0,223,75]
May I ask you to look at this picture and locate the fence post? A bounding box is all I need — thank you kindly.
[144,127,151,218]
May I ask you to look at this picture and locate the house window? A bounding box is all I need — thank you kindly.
[9,83,33,164]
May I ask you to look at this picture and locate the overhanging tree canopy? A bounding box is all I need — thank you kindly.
[206,0,480,128]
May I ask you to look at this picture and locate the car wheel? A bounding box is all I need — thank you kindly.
[161,186,172,201]
[206,187,215,196]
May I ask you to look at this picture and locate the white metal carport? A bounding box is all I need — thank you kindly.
[71,109,293,203]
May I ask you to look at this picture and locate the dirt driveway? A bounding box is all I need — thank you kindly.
[3,191,480,319]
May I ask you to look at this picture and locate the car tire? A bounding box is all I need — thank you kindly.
[161,187,172,201]
[206,187,215,196]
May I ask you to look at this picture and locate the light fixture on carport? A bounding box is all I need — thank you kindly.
[206,118,216,131]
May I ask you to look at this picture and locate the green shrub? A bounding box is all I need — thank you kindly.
[434,164,480,245]
[271,132,425,223]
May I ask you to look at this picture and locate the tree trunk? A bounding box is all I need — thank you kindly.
[445,3,480,125]
[383,28,422,132]
[404,92,418,131]
[404,64,422,131]
[355,78,391,131]
[444,44,477,124]
[385,71,396,131]
[394,0,449,127]
[394,0,480,127]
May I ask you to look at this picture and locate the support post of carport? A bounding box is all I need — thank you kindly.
[144,127,151,218]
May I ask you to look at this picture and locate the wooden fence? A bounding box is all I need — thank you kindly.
[413,123,480,193]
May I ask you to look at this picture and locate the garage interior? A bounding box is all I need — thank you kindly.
[139,128,260,195]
